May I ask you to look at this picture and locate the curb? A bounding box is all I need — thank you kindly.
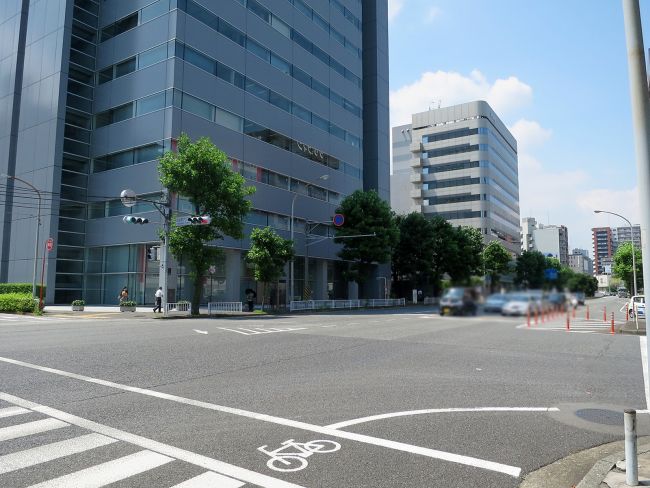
[576,440,650,488]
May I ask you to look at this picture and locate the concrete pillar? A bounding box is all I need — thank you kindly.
[314,259,328,300]
[348,281,358,300]
[225,249,241,301]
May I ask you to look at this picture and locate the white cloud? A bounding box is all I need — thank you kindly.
[577,188,640,226]
[389,70,532,127]
[388,0,405,21]
[424,6,442,23]
[509,119,552,151]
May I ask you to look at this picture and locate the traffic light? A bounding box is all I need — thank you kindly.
[188,215,211,225]
[122,216,149,224]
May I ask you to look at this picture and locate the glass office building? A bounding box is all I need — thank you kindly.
[0,0,389,304]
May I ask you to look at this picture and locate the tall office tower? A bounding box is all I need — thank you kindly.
[0,0,389,304]
[391,101,521,254]
[520,217,537,253]
[592,227,614,275]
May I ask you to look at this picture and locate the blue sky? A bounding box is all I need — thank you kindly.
[388,0,650,253]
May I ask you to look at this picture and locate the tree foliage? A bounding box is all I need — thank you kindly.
[246,227,294,310]
[483,241,512,292]
[515,250,547,288]
[334,190,399,284]
[446,226,484,284]
[159,133,255,314]
[391,213,438,288]
[613,242,643,292]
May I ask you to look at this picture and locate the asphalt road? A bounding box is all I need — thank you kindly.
[0,295,646,487]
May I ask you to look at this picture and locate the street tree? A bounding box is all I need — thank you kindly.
[613,242,643,292]
[246,227,294,311]
[515,250,547,288]
[334,190,399,288]
[483,241,512,292]
[567,273,599,297]
[446,226,484,285]
[159,133,255,314]
[391,213,437,291]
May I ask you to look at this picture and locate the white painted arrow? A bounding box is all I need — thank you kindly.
[192,329,208,335]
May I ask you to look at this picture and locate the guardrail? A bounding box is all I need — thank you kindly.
[165,302,191,315]
[366,298,406,307]
[208,302,243,314]
[289,298,405,312]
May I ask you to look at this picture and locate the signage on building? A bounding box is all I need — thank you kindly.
[296,141,326,162]
[46,238,54,252]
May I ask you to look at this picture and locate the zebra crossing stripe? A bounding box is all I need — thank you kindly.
[0,406,30,418]
[170,471,245,487]
[0,433,117,475]
[0,418,68,442]
[24,450,173,488]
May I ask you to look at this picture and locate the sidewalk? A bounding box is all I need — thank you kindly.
[619,318,646,335]
[576,439,650,487]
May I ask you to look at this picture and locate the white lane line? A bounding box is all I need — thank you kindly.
[0,418,68,442]
[0,406,30,418]
[193,329,208,335]
[170,471,245,488]
[325,407,561,430]
[641,336,649,410]
[0,392,305,488]
[25,449,173,488]
[0,358,522,479]
[217,328,252,335]
[0,433,117,474]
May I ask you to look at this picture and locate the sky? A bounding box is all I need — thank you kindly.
[387,0,650,254]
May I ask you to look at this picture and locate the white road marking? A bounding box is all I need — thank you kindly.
[218,327,308,336]
[0,392,306,488]
[0,433,117,474]
[169,471,245,488]
[0,406,29,418]
[193,329,208,335]
[25,450,173,488]
[325,407,561,430]
[0,359,522,478]
[0,418,68,442]
[641,336,649,410]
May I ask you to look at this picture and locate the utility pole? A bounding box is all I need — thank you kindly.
[622,0,650,391]
[160,189,171,317]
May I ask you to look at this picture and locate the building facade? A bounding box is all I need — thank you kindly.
[613,225,642,251]
[390,101,521,254]
[533,224,569,266]
[520,217,536,253]
[592,227,614,275]
[0,0,390,304]
[568,248,593,276]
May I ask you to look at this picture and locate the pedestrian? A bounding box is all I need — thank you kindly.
[118,287,128,311]
[153,287,163,313]
[246,289,255,312]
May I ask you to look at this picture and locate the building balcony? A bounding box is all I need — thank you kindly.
[410,142,423,153]
[409,172,422,183]
[410,189,422,199]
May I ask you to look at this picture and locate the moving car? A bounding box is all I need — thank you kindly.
[439,287,478,316]
[547,292,568,311]
[629,295,646,319]
[501,294,536,316]
[574,292,586,305]
[484,293,511,313]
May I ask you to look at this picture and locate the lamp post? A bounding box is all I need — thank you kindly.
[289,174,329,304]
[1,174,41,298]
[594,210,638,296]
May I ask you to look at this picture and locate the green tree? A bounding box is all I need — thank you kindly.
[159,134,255,314]
[429,217,457,295]
[246,227,294,310]
[483,241,512,292]
[391,213,437,290]
[446,226,484,284]
[515,251,547,288]
[334,190,399,286]
[613,242,643,292]
[567,273,598,297]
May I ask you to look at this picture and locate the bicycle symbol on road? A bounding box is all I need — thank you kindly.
[258,438,341,472]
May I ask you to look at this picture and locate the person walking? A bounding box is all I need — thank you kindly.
[118,287,128,311]
[153,287,163,313]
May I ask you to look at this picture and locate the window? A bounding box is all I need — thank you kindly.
[270,53,290,75]
[246,38,270,62]
[312,114,329,132]
[185,47,215,73]
[245,79,269,101]
[292,104,311,123]
[270,15,290,38]
[218,19,246,47]
[330,124,345,140]
[98,67,113,84]
[115,57,136,78]
[269,92,291,113]
[112,103,134,123]
[136,144,163,163]
[140,0,168,23]
[136,92,166,115]
[247,0,270,22]
[215,108,243,132]
[101,12,137,41]
[138,43,168,68]
[216,63,244,88]
[182,93,214,120]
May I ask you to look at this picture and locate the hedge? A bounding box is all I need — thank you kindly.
[0,293,37,313]
[0,283,45,296]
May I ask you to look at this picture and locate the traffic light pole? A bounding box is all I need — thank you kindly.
[160,190,171,318]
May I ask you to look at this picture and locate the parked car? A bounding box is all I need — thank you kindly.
[574,292,586,305]
[617,289,629,298]
[439,287,478,316]
[501,294,536,316]
[629,295,646,319]
[547,292,568,311]
[484,293,511,313]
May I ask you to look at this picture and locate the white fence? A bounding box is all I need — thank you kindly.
[208,302,243,314]
[165,302,192,315]
[289,298,405,312]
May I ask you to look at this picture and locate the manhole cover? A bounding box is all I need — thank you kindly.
[575,408,624,426]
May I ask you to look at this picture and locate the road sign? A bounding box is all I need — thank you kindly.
[209,265,216,274]
[333,213,345,227]
[46,238,54,252]
[544,268,558,280]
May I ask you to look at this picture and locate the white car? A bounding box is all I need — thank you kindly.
[502,294,536,316]
[629,295,646,319]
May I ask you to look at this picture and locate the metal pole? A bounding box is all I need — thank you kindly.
[622,0,650,398]
[624,409,638,485]
[304,221,310,299]
[160,190,171,318]
[289,193,297,305]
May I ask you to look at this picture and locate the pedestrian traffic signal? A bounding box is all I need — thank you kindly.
[188,215,211,225]
[146,246,159,261]
[122,216,149,224]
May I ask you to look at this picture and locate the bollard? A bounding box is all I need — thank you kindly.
[611,312,615,335]
[527,308,531,327]
[535,308,539,325]
[624,409,638,486]
[586,305,590,320]
[572,306,576,319]
[566,312,570,331]
[626,304,629,322]
[604,305,607,322]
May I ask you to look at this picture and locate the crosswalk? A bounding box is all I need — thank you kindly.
[0,314,68,323]
[217,327,308,336]
[0,393,304,488]
[516,318,622,334]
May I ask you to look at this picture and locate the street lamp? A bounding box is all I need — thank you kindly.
[594,210,638,296]
[289,174,329,304]
[1,174,41,298]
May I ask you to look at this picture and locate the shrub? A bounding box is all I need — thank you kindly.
[120,301,137,307]
[0,283,45,297]
[0,293,38,313]
[72,300,85,306]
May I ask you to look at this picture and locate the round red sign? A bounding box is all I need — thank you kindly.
[46,238,54,252]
